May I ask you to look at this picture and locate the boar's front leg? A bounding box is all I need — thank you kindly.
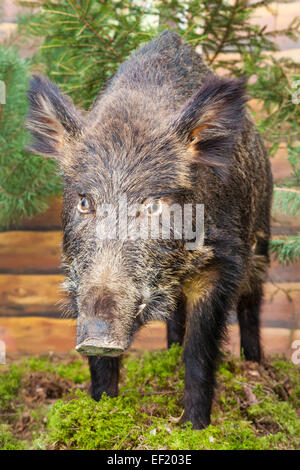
[167,295,186,348]
[183,298,225,429]
[183,250,242,429]
[88,357,120,400]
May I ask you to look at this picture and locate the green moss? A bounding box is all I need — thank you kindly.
[0,365,22,411]
[123,343,185,391]
[271,357,300,408]
[26,356,90,384]
[0,346,299,450]
[44,391,141,450]
[142,419,278,450]
[247,399,300,437]
[0,425,27,450]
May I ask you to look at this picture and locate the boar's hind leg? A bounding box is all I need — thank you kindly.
[237,237,269,363]
[167,295,186,348]
[237,282,263,363]
[88,356,120,400]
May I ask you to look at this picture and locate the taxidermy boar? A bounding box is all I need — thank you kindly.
[26,31,272,429]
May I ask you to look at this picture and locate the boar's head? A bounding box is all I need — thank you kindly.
[26,73,246,356]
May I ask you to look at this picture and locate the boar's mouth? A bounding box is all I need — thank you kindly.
[75,338,125,357]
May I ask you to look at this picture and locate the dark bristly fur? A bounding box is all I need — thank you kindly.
[25,31,273,430]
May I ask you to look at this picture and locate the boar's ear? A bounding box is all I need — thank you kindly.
[174,76,248,180]
[26,75,82,159]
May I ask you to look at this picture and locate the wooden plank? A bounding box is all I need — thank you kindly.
[0,318,165,356]
[0,274,299,329]
[0,317,299,358]
[0,274,64,317]
[0,317,76,355]
[0,23,17,43]
[228,324,300,359]
[260,282,300,329]
[272,225,300,236]
[1,232,300,282]
[250,2,300,50]
[273,48,300,61]
[268,256,300,283]
[215,47,300,64]
[1,1,23,22]
[230,281,300,329]
[271,144,292,182]
[272,213,300,231]
[0,231,62,274]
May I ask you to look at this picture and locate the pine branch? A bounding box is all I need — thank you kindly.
[274,188,300,195]
[9,0,300,262]
[208,0,239,66]
[0,46,61,228]
[0,65,12,128]
[65,0,122,59]
[270,235,300,265]
[273,185,300,217]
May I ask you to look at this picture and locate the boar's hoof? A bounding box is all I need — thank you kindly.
[76,338,124,357]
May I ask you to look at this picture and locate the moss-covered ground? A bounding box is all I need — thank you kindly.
[0,345,299,450]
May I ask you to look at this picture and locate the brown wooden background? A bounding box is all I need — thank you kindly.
[0,0,299,357]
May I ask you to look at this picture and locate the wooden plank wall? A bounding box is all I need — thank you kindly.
[0,0,299,357]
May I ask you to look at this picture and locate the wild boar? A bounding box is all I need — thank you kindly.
[26,31,272,429]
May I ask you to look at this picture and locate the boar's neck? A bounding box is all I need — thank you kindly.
[90,33,212,118]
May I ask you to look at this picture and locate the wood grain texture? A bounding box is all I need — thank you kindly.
[0,274,64,317]
[261,282,300,328]
[268,257,300,283]
[1,232,299,282]
[249,2,300,51]
[0,231,62,274]
[0,274,299,329]
[0,317,299,358]
[228,324,300,359]
[271,144,293,182]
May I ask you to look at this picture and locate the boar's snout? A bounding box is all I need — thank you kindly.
[76,316,126,357]
[75,286,135,357]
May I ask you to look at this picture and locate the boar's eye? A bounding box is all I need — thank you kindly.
[77,196,93,214]
[145,200,162,216]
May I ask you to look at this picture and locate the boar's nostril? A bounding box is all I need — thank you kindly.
[76,316,110,343]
